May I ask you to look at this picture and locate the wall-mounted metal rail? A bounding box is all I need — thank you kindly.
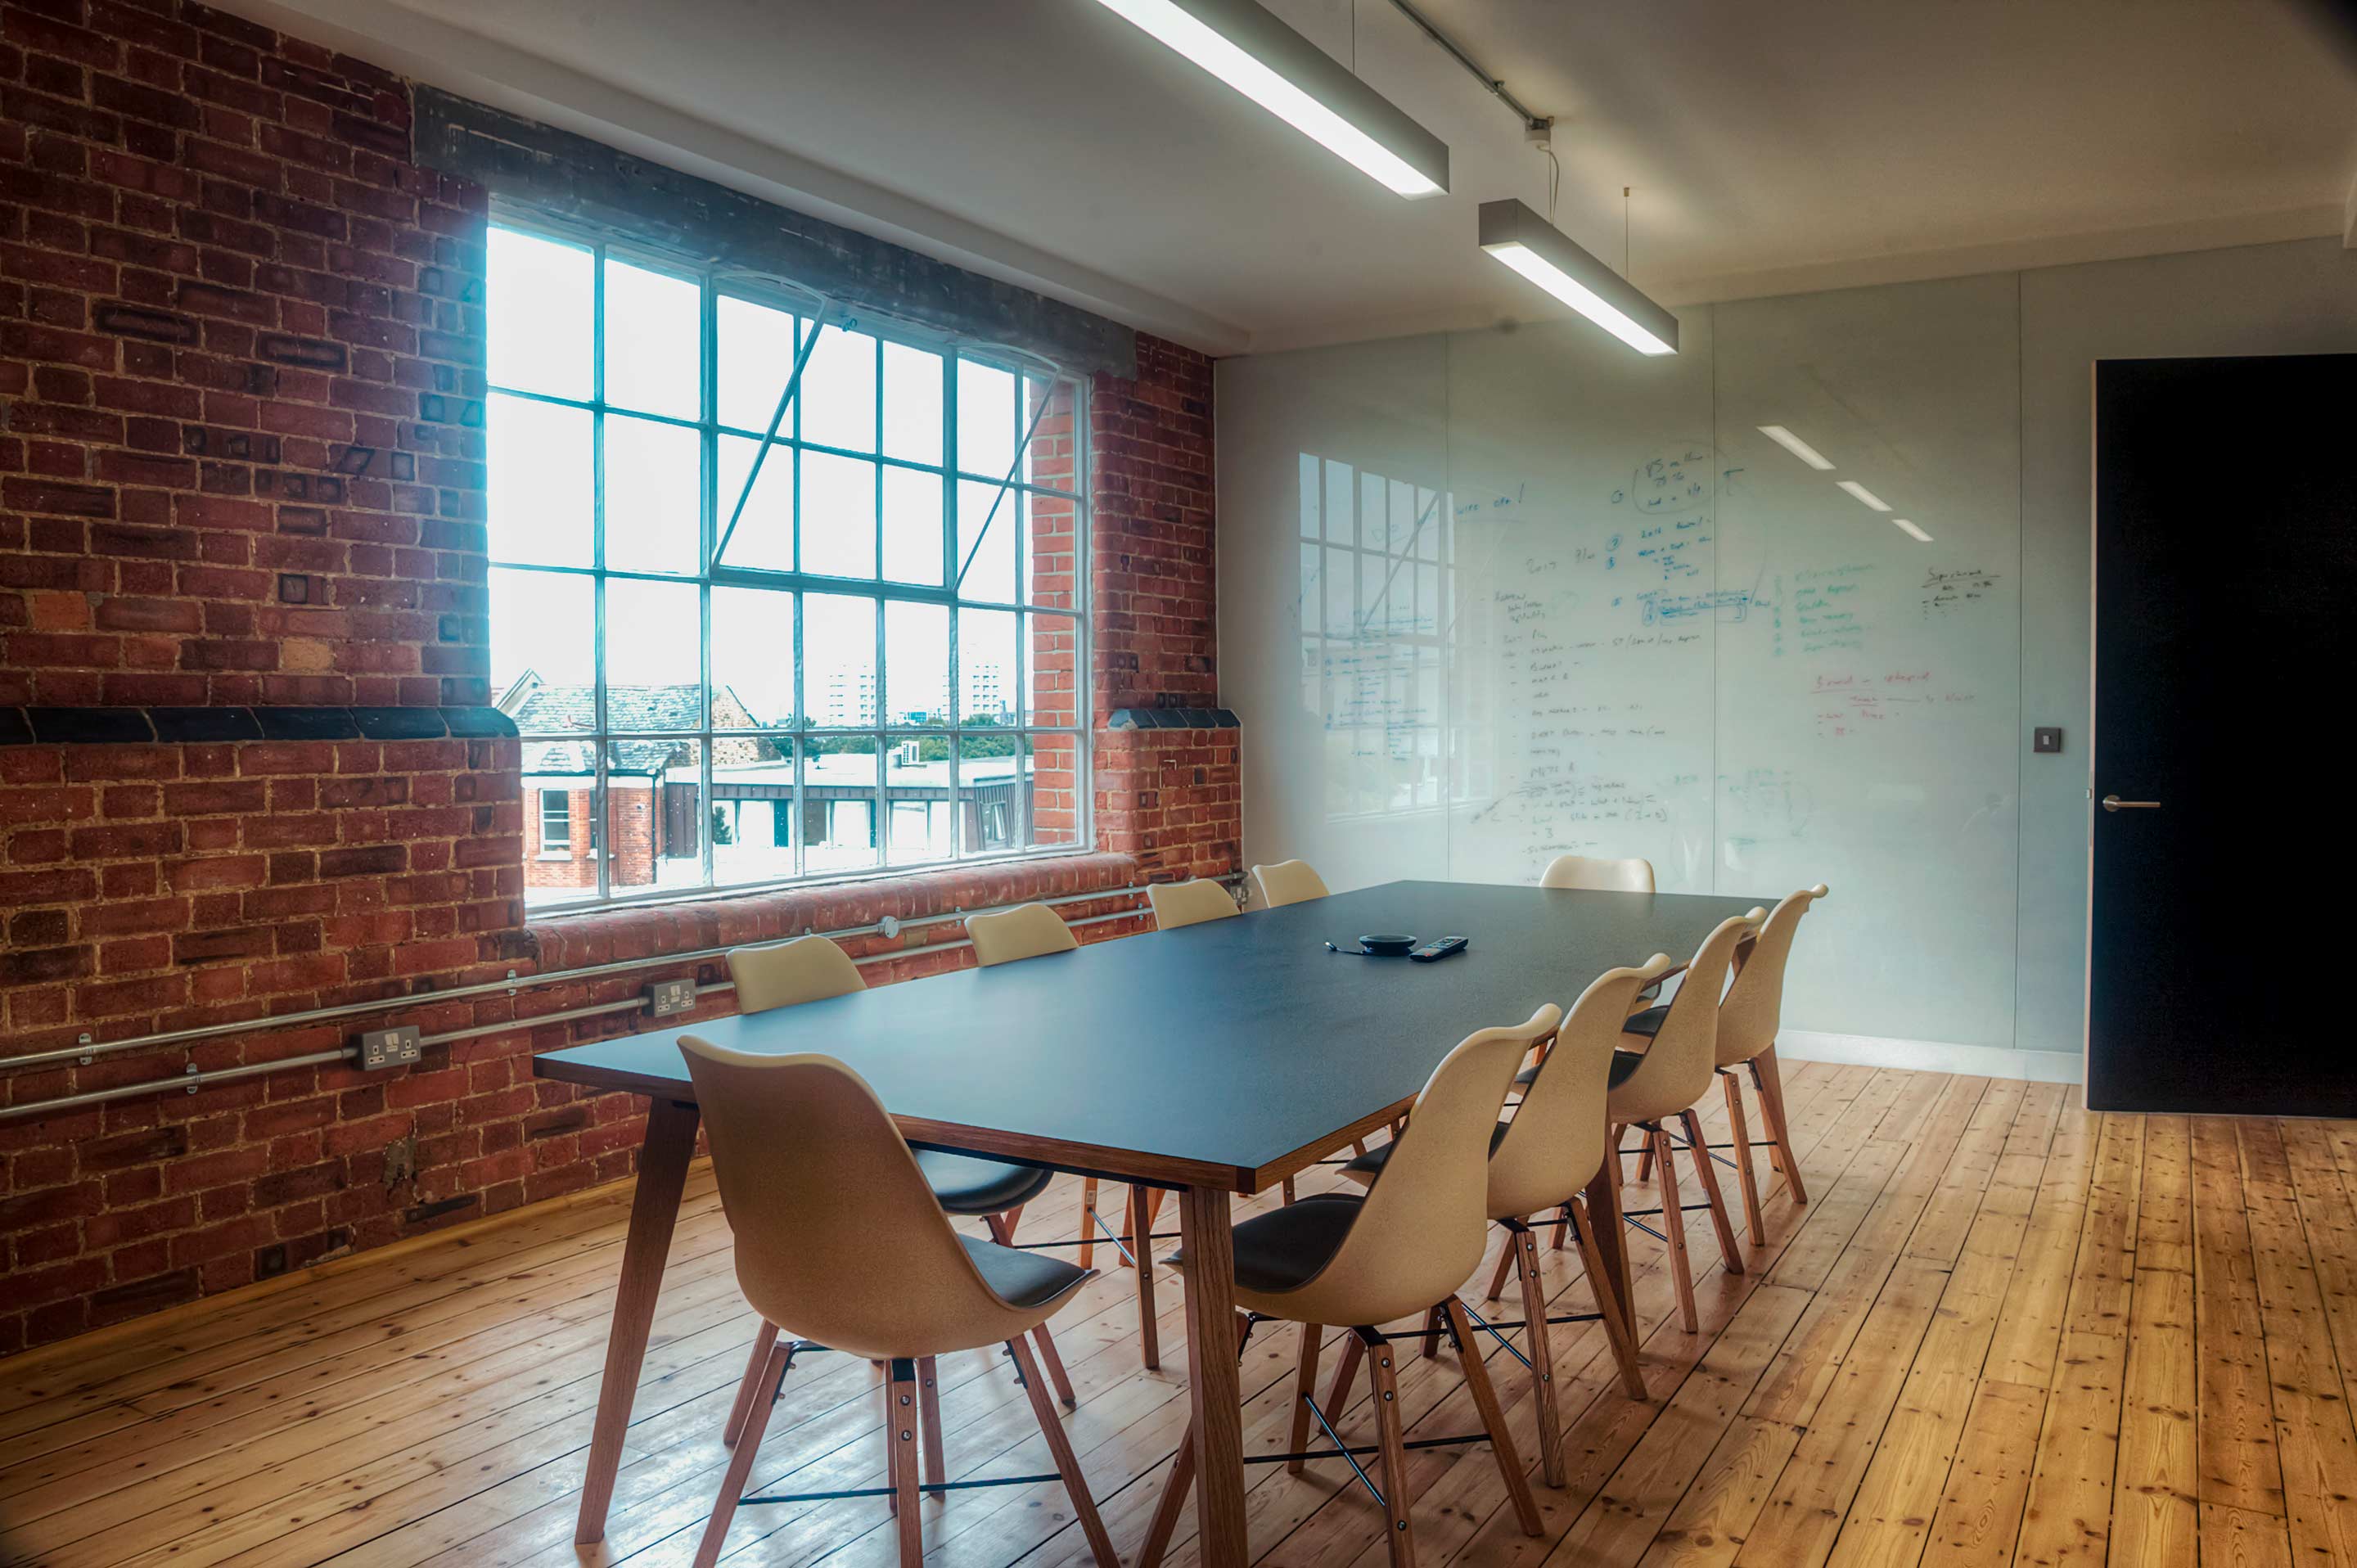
[0,879,1236,1125]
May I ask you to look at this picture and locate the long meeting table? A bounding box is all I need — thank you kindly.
[536,879,1764,1563]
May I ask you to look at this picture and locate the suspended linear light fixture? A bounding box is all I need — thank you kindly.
[1477,198,1679,355]
[1088,0,1449,197]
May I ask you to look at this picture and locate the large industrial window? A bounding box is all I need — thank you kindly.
[485,220,1089,909]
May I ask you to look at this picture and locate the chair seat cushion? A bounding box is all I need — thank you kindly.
[958,1233,1088,1309]
[1167,1192,1363,1295]
[916,1151,1054,1215]
[1340,1120,1507,1180]
[1622,1004,1669,1037]
[1515,1050,1646,1090]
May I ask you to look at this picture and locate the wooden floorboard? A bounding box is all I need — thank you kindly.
[8,1068,2357,1567]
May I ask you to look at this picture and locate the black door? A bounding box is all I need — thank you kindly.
[2089,354,2357,1115]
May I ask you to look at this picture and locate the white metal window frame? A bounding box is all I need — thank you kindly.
[486,209,1095,912]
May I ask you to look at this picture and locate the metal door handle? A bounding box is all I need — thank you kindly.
[2101,795,2161,812]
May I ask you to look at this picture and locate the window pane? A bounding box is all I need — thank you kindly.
[881,466,943,586]
[714,736,796,887]
[488,394,592,566]
[804,593,877,726]
[957,358,1016,477]
[884,600,948,727]
[718,295,798,432]
[1025,733,1082,849]
[958,608,1016,726]
[715,434,793,573]
[801,325,877,453]
[963,734,1022,853]
[602,258,699,420]
[711,586,794,728]
[606,737,705,898]
[522,770,597,908]
[882,340,943,464]
[1025,491,1077,610]
[885,760,951,867]
[489,568,593,714]
[804,733,878,874]
[956,480,1017,602]
[603,576,701,728]
[1324,459,1354,545]
[800,451,877,579]
[1026,612,1078,728]
[488,228,592,400]
[1025,612,1079,728]
[603,414,700,574]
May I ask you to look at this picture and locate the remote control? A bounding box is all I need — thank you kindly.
[1408,935,1468,962]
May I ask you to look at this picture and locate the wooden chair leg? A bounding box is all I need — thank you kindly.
[1652,1124,1698,1332]
[1363,1330,1418,1568]
[723,1319,780,1448]
[1008,1334,1118,1567]
[1139,1421,1196,1568]
[1287,1325,1324,1475]
[1566,1193,1647,1399]
[917,1355,946,1502]
[1323,1325,1365,1433]
[693,1335,794,1568]
[1550,1201,1571,1251]
[888,1358,923,1566]
[1283,1174,1297,1205]
[1720,1072,1766,1247]
[1509,1225,1565,1486]
[1079,1177,1098,1269]
[882,1366,899,1516]
[1444,1298,1541,1534]
[1130,1183,1160,1371]
[1752,1048,1808,1204]
[1485,1228,1519,1301]
[1610,1122,1629,1183]
[1030,1322,1078,1408]
[1419,1302,1444,1360]
[1635,1126,1657,1184]
[1679,1107,1745,1275]
[1141,1311,1251,1568]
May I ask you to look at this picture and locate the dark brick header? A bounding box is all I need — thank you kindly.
[1106,707,1239,730]
[0,706,518,746]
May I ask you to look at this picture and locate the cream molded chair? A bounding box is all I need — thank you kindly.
[1145,877,1237,930]
[1625,885,1826,1246]
[1339,962,1661,1480]
[965,902,1078,966]
[964,903,1162,1368]
[1251,858,1330,908]
[723,936,1074,1404]
[1538,854,1656,893]
[678,1045,1115,1568]
[1599,912,1757,1331]
[1142,1011,1555,1568]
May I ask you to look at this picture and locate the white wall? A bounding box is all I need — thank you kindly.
[1217,238,2357,1078]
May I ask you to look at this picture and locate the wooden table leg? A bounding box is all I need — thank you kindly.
[575,1096,701,1544]
[1178,1183,1249,1568]
[1131,1183,1161,1371]
[1582,1156,1634,1333]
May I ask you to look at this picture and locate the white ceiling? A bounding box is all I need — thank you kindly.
[237,0,2357,356]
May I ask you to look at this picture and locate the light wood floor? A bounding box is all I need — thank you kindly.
[4,1062,2352,1567]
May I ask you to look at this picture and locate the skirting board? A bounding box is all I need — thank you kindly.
[1780,1030,2083,1084]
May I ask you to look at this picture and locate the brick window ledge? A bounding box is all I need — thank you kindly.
[518,849,1156,977]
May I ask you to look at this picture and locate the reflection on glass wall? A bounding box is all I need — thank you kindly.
[1296,453,1451,822]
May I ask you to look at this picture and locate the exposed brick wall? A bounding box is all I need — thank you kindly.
[0,1,1235,1354]
[0,0,489,710]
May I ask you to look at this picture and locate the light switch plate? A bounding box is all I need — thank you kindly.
[647,978,697,1017]
[358,1025,421,1070]
[2032,727,2063,754]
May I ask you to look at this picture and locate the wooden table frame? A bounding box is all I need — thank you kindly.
[537,881,1735,1566]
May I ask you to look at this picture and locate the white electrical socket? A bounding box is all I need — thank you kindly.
[358,1025,421,1070]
